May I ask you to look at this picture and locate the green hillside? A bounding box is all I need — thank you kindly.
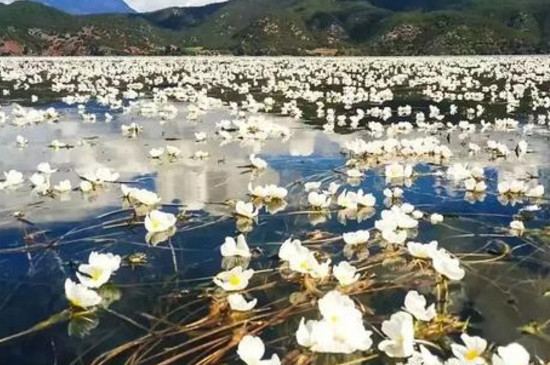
[0,0,549,55]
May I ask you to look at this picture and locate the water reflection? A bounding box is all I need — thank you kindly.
[0,103,345,224]
[1,97,550,363]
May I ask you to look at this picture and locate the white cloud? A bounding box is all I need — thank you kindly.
[124,0,228,12]
[0,0,229,12]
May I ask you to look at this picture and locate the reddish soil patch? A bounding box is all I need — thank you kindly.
[0,40,24,55]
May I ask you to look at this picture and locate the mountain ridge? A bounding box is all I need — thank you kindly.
[0,0,549,56]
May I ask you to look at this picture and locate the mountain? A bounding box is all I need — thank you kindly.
[29,0,135,14]
[0,2,170,55]
[134,3,228,31]
[0,0,549,56]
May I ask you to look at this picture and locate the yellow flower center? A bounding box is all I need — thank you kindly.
[465,349,480,361]
[90,267,103,280]
[70,298,83,308]
[151,219,161,231]
[330,315,339,324]
[228,274,241,287]
[299,261,311,271]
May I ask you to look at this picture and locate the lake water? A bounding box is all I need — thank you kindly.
[1,57,550,364]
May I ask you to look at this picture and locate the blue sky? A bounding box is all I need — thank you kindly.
[0,0,228,12]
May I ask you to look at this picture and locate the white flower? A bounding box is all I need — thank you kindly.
[49,139,67,149]
[347,169,363,178]
[279,238,307,261]
[500,180,528,194]
[218,130,232,142]
[400,204,415,214]
[412,210,424,219]
[318,290,361,325]
[491,343,530,365]
[249,154,267,169]
[414,345,443,365]
[376,213,398,232]
[37,162,57,174]
[384,187,404,199]
[357,190,376,207]
[144,210,177,233]
[464,178,486,193]
[510,220,525,233]
[470,167,484,180]
[378,311,415,358]
[54,180,72,193]
[289,250,331,279]
[526,185,544,198]
[297,291,373,354]
[149,147,165,158]
[134,189,161,206]
[382,229,408,245]
[121,122,142,136]
[337,190,358,209]
[511,181,528,194]
[407,346,442,365]
[221,235,251,258]
[94,168,119,183]
[122,185,161,206]
[237,335,280,365]
[64,279,102,309]
[407,241,438,259]
[279,239,330,278]
[296,319,328,350]
[84,167,119,184]
[248,184,287,202]
[264,185,288,200]
[16,135,28,147]
[404,291,436,322]
[497,182,510,195]
[1,170,24,189]
[227,294,257,312]
[333,261,360,286]
[166,145,181,158]
[469,143,480,154]
[214,266,254,291]
[195,132,207,142]
[324,182,340,195]
[385,163,413,181]
[30,173,50,194]
[304,181,321,192]
[451,334,487,364]
[248,183,268,199]
[343,230,370,245]
[430,213,444,224]
[376,208,416,244]
[235,201,259,219]
[76,251,121,288]
[522,205,540,212]
[447,164,472,181]
[432,249,465,281]
[30,173,47,187]
[516,140,528,155]
[296,317,373,354]
[80,181,93,192]
[308,191,331,209]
